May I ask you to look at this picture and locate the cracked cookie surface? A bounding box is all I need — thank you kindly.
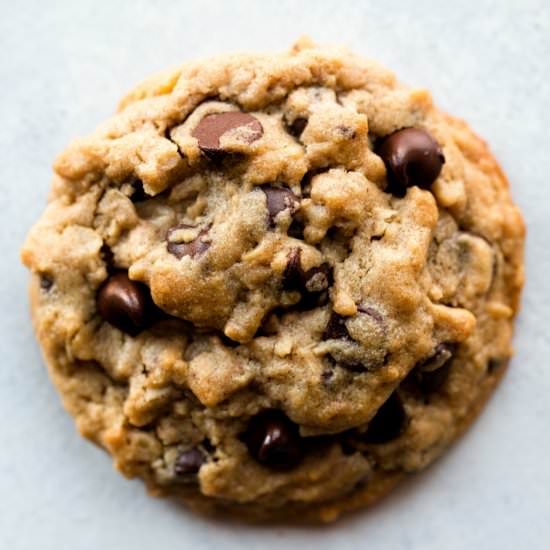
[22,38,525,522]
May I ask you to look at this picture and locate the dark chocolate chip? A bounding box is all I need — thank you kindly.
[283,248,331,294]
[192,111,263,158]
[283,247,332,310]
[262,186,299,226]
[39,274,53,291]
[283,247,303,288]
[420,343,454,371]
[174,447,207,477]
[364,393,406,444]
[287,117,308,138]
[302,264,331,293]
[245,409,304,470]
[414,343,454,393]
[376,127,445,196]
[97,272,151,336]
[166,224,210,259]
[323,312,350,340]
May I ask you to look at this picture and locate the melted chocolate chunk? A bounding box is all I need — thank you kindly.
[363,393,407,444]
[174,447,207,477]
[245,409,304,470]
[376,127,445,196]
[166,224,211,259]
[96,272,152,336]
[192,111,263,158]
[262,186,300,226]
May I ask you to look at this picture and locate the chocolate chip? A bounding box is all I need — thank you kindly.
[323,312,350,340]
[287,117,308,138]
[262,186,299,226]
[363,393,406,444]
[376,127,445,196]
[174,447,207,477]
[420,343,454,371]
[283,248,331,293]
[413,343,454,393]
[302,264,331,293]
[192,111,263,158]
[166,224,210,259]
[283,248,332,311]
[39,274,53,291]
[97,272,151,336]
[245,409,304,470]
[283,247,303,287]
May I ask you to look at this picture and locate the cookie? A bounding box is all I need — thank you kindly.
[21,37,525,522]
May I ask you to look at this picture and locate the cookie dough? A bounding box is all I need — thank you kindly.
[21,38,525,522]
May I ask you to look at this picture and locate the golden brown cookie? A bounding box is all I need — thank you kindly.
[21,38,525,522]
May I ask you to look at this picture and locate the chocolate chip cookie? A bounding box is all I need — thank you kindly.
[21,38,525,522]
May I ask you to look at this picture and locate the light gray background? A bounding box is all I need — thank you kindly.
[1,1,549,549]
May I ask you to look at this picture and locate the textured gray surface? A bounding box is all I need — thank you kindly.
[1,1,549,548]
